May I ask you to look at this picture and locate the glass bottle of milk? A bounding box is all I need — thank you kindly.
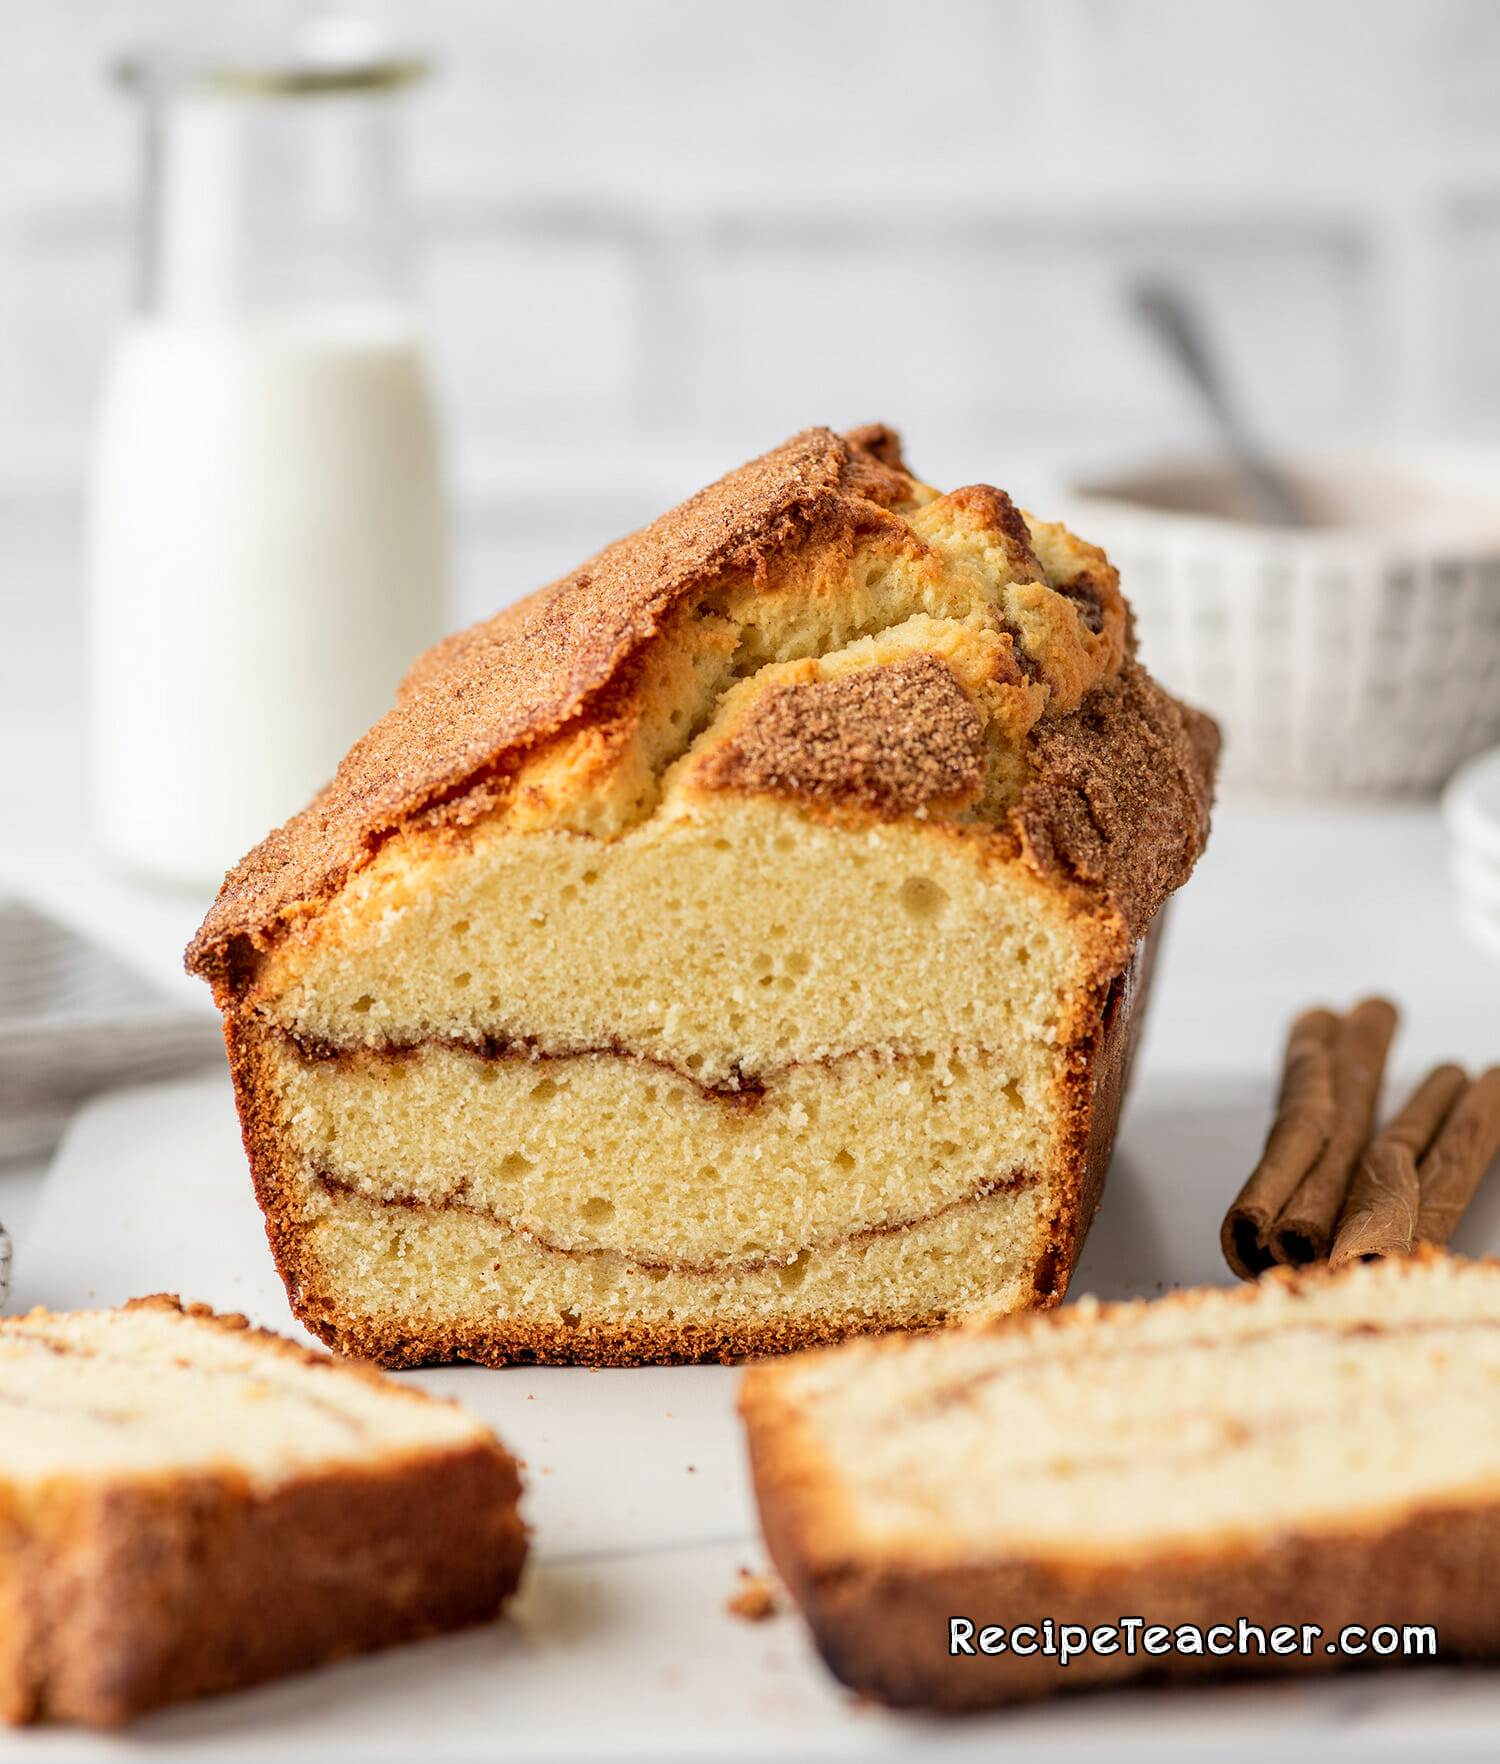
[89,34,447,888]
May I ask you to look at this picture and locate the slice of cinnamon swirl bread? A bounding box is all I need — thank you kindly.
[0,1297,526,1727]
[187,425,1216,1367]
[742,1252,1500,1709]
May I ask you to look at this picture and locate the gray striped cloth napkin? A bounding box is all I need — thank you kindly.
[0,898,225,1166]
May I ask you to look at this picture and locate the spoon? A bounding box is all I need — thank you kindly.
[1131,278,1310,528]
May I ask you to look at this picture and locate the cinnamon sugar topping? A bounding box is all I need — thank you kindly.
[696,654,987,818]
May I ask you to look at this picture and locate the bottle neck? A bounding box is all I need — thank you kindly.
[138,89,413,319]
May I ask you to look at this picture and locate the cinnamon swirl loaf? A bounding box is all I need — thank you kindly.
[187,425,1216,1366]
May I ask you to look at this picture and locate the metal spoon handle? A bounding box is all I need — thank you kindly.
[1131,279,1308,528]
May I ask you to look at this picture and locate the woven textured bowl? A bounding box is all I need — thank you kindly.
[0,898,223,1162]
[1066,450,1500,795]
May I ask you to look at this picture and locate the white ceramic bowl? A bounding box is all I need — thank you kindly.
[1065,448,1500,795]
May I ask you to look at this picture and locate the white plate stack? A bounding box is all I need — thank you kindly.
[1445,747,1500,961]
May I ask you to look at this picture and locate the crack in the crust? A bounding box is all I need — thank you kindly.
[632,606,961,831]
[588,510,1090,839]
[709,576,939,687]
[311,1167,1038,1277]
[1053,565,1109,635]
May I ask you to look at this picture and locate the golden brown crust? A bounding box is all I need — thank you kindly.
[1050,918,1163,1296]
[1014,657,1218,947]
[751,1486,1500,1708]
[288,1306,969,1372]
[740,1251,1500,1709]
[0,1303,527,1727]
[5,1453,525,1727]
[839,422,912,473]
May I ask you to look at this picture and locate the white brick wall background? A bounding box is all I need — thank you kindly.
[3,0,1500,617]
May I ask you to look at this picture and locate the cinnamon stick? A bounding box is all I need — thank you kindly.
[1328,1063,1467,1266]
[1220,1007,1338,1280]
[1266,998,1399,1266]
[1414,1068,1500,1248]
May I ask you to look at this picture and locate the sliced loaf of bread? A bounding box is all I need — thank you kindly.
[187,424,1215,1367]
[0,1296,526,1726]
[741,1252,1500,1707]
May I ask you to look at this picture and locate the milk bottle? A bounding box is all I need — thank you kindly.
[89,39,446,887]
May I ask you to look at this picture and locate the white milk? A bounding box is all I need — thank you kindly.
[88,309,448,888]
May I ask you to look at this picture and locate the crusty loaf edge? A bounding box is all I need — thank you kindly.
[739,1253,1500,1709]
[0,1299,528,1727]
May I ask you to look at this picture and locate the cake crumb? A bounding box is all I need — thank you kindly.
[727,1568,780,1622]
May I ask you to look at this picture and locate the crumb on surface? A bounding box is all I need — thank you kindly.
[727,1569,780,1622]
